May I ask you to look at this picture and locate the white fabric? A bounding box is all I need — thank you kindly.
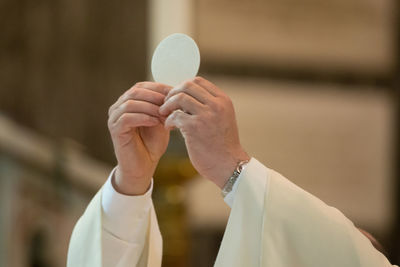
[100,167,242,267]
[101,168,153,266]
[215,158,268,266]
[67,172,161,267]
[216,158,394,267]
[68,157,396,267]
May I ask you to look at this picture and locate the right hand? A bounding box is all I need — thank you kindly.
[159,77,249,189]
[107,82,172,195]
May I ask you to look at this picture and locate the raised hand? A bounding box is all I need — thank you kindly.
[108,82,171,195]
[159,77,249,189]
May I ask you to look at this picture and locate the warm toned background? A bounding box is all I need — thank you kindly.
[0,0,399,266]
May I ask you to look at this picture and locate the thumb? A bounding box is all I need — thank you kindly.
[164,110,191,130]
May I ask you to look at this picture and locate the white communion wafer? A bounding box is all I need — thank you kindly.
[151,33,200,86]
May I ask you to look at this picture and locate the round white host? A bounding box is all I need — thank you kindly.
[151,33,200,86]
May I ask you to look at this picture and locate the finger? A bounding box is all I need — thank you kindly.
[109,82,172,115]
[110,100,161,124]
[192,76,223,97]
[159,92,204,116]
[134,81,172,96]
[114,113,160,133]
[126,88,166,105]
[164,110,191,130]
[165,80,214,104]
[109,89,165,116]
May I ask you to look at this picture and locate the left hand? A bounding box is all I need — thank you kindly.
[159,77,250,189]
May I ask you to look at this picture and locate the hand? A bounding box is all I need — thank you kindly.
[108,82,171,195]
[159,77,249,189]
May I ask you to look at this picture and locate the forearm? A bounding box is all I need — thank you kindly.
[262,166,393,266]
[101,168,162,267]
[67,168,162,267]
[216,158,395,267]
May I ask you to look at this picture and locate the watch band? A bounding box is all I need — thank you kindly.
[221,160,249,198]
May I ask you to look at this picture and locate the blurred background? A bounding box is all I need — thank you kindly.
[0,0,399,266]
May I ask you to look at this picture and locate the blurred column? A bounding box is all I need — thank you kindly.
[147,0,194,78]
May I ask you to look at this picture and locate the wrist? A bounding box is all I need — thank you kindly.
[212,150,250,189]
[113,167,153,195]
[221,159,249,197]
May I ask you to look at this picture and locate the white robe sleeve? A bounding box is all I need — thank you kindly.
[215,158,396,267]
[67,170,162,267]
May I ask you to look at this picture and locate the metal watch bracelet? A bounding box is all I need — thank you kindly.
[221,160,249,197]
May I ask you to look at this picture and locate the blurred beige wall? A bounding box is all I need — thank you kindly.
[196,0,396,75]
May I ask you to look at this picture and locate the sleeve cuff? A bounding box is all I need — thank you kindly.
[223,158,270,208]
[223,172,243,208]
[101,167,153,243]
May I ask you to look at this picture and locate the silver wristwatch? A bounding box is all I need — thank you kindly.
[221,160,249,197]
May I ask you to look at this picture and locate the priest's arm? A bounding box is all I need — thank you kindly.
[67,171,161,267]
[67,81,172,267]
[215,157,395,267]
[161,77,397,267]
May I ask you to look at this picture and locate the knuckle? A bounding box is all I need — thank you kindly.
[119,103,128,112]
[119,113,129,124]
[183,80,193,89]
[123,99,135,109]
[193,76,203,84]
[134,82,144,88]
[127,89,139,99]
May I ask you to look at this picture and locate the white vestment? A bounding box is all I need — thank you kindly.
[67,158,395,267]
